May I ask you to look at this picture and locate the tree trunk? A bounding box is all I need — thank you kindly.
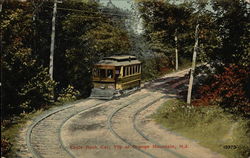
[174,29,178,71]
[187,24,199,104]
[49,0,57,80]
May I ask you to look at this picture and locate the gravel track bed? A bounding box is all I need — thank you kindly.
[28,99,104,158]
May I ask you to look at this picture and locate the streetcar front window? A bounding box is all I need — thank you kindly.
[93,68,99,77]
[107,69,113,78]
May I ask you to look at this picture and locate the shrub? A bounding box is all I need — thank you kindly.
[193,64,250,116]
[1,137,12,156]
[57,85,80,103]
[141,57,161,81]
[19,68,57,110]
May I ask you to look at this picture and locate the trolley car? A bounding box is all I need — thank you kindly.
[90,55,141,99]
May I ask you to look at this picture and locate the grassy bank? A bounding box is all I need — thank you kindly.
[152,99,250,158]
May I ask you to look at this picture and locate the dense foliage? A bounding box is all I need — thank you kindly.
[192,0,250,117]
[209,0,250,67]
[194,65,250,116]
[138,0,249,116]
[138,1,198,68]
[1,2,56,118]
[1,1,131,155]
[1,1,131,119]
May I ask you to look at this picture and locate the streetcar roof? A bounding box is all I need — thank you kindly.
[104,55,136,60]
[95,55,141,66]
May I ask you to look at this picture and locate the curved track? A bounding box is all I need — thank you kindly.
[26,69,191,158]
[26,99,104,158]
[132,97,188,158]
[107,91,188,158]
[106,70,190,158]
[107,93,158,158]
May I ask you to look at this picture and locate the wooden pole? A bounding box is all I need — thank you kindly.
[187,24,199,104]
[174,29,178,71]
[49,0,57,80]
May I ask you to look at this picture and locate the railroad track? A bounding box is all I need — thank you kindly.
[57,93,151,158]
[132,96,188,158]
[107,70,190,158]
[107,93,157,158]
[26,69,190,158]
[107,91,188,158]
[26,91,150,158]
[26,99,105,158]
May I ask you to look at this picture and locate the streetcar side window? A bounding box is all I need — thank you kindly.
[123,67,125,77]
[124,67,127,76]
[121,65,141,77]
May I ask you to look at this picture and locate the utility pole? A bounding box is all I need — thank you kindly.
[174,29,178,71]
[187,24,199,104]
[49,0,57,80]
[0,0,4,12]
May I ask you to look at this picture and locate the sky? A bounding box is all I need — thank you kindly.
[99,0,132,10]
[98,0,214,11]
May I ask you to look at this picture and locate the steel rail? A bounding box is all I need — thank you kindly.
[107,70,190,158]
[26,91,145,158]
[26,98,103,158]
[58,91,150,158]
[132,97,188,158]
[58,101,106,158]
[108,93,162,158]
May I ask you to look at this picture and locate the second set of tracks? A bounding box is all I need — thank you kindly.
[107,90,188,158]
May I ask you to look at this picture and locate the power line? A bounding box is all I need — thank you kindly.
[44,6,131,17]
[66,15,102,19]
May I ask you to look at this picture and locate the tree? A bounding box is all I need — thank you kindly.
[138,0,194,70]
[57,1,131,96]
[1,1,55,118]
[1,0,131,118]
[191,0,250,116]
[210,0,249,67]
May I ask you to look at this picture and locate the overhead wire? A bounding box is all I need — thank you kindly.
[55,6,131,17]
[27,0,134,19]
[30,1,134,33]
